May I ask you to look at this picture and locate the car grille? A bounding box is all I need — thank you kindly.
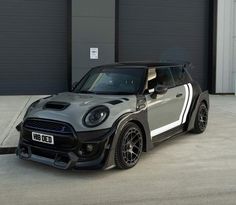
[24,119,73,135]
[22,119,77,150]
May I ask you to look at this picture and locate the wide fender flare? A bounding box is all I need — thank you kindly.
[103,110,153,169]
[187,91,209,131]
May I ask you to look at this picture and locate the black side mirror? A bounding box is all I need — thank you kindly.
[71,81,78,91]
[151,85,168,99]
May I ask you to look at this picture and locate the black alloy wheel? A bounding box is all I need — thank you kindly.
[192,102,208,134]
[115,122,143,169]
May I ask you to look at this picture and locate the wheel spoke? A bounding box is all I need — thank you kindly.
[131,151,138,158]
[121,127,143,166]
[132,136,141,145]
[198,106,208,131]
[133,144,140,150]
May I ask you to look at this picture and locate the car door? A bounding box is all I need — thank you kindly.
[145,67,190,139]
[170,66,193,124]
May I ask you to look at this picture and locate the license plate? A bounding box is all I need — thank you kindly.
[32,132,54,145]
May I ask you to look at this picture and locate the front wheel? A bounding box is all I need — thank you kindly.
[115,122,143,169]
[192,102,208,134]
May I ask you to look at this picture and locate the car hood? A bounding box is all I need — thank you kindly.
[25,92,137,132]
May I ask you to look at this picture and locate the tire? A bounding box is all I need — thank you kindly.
[192,102,208,134]
[115,122,143,169]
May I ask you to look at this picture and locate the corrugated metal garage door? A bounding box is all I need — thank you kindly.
[0,0,69,95]
[118,0,210,90]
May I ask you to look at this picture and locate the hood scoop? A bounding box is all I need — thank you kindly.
[44,101,70,110]
[106,100,123,105]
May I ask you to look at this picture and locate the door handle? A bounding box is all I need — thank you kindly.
[176,93,183,98]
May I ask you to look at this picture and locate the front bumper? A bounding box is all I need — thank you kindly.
[16,119,116,170]
[17,143,107,170]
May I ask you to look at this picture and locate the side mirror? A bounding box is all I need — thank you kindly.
[71,81,78,91]
[150,85,168,99]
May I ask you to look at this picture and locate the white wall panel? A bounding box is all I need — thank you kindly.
[216,0,235,93]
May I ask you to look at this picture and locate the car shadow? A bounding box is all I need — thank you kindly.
[12,155,121,179]
[141,132,197,159]
[9,132,197,179]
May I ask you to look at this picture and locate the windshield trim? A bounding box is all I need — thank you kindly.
[73,67,147,95]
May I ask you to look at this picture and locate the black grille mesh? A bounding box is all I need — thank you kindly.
[24,119,73,134]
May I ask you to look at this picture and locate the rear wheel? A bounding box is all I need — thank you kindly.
[115,122,143,169]
[192,102,208,134]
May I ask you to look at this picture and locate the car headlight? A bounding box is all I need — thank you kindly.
[83,106,109,127]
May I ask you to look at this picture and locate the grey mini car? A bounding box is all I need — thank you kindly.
[16,62,209,170]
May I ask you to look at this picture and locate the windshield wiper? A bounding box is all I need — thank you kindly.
[78,91,134,95]
[112,92,134,95]
[94,91,134,95]
[78,90,97,94]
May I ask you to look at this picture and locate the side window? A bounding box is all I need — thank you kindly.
[171,67,190,86]
[146,67,175,92]
[156,68,175,88]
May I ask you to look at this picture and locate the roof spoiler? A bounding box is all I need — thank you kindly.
[159,60,191,67]
[114,60,193,69]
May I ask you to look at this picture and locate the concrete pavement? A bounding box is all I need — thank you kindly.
[0,95,236,204]
[0,96,45,148]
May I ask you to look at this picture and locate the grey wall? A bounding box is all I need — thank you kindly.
[0,0,68,95]
[72,0,115,83]
[118,0,210,90]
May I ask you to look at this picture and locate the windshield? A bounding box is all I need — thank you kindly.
[74,67,145,95]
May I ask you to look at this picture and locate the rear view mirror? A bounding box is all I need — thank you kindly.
[151,85,168,99]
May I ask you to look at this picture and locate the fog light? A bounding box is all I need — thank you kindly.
[86,144,94,152]
[78,150,83,156]
[78,144,95,157]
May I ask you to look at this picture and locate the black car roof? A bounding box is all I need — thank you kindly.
[97,61,191,69]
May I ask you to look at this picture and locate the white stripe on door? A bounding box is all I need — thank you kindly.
[150,83,193,138]
[182,83,193,123]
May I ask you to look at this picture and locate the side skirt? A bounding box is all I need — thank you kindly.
[151,125,185,144]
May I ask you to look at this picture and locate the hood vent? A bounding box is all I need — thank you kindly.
[121,98,129,101]
[106,100,123,105]
[44,101,70,110]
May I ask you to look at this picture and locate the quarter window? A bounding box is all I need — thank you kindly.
[155,68,175,88]
[147,68,175,90]
[171,67,190,86]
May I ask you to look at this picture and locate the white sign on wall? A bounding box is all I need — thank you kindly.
[90,48,99,59]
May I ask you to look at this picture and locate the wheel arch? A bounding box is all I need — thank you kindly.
[103,110,153,169]
[201,99,209,109]
[187,91,209,131]
[129,120,148,152]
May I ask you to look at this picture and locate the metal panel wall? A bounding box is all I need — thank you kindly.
[72,0,115,83]
[216,0,235,93]
[0,0,68,95]
[118,0,210,90]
